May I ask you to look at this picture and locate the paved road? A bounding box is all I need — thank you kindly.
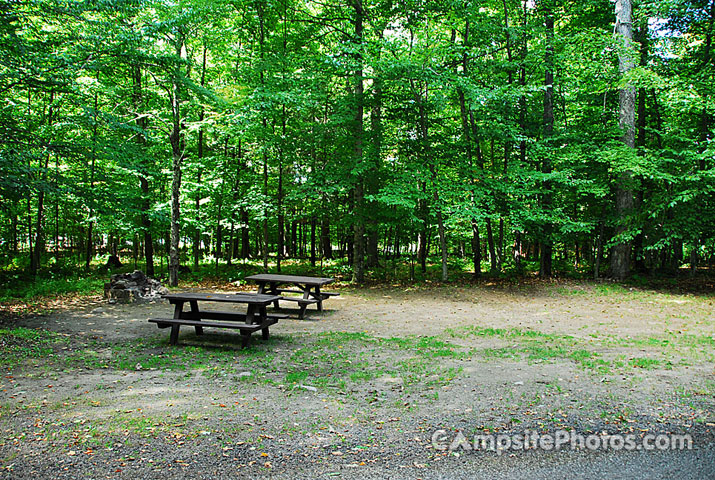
[290,444,715,480]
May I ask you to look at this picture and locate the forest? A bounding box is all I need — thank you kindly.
[1,0,714,291]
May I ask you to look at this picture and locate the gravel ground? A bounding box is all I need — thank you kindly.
[1,281,713,478]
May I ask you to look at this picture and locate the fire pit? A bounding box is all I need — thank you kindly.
[104,270,169,304]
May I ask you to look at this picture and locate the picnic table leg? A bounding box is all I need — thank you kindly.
[245,304,257,325]
[240,331,251,348]
[169,324,180,345]
[256,281,266,294]
[259,305,270,339]
[315,286,323,311]
[270,282,280,308]
[168,301,184,344]
[296,286,312,319]
[189,300,203,335]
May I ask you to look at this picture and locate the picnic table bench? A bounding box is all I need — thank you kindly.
[245,274,338,319]
[149,292,286,347]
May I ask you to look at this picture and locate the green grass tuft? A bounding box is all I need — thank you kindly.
[0,327,66,368]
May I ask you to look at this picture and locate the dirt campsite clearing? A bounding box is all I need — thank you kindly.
[1,280,714,479]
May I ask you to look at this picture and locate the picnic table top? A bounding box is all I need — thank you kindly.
[162,292,282,304]
[245,274,334,286]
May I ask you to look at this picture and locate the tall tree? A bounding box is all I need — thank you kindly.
[167,25,187,287]
[539,0,554,278]
[611,0,636,280]
[351,0,366,283]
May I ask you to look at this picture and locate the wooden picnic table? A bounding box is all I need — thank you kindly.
[149,292,286,347]
[245,274,339,319]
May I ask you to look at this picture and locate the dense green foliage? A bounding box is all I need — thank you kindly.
[1,0,713,287]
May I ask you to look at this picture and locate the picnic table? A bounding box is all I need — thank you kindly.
[245,274,339,319]
[149,292,286,347]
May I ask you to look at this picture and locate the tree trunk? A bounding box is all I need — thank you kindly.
[514,3,528,274]
[215,139,229,274]
[513,231,522,273]
[168,108,183,286]
[262,151,269,271]
[594,216,605,279]
[85,90,98,270]
[194,44,208,270]
[366,30,384,269]
[258,5,269,273]
[140,177,154,277]
[611,0,636,280]
[240,208,250,259]
[321,218,332,259]
[131,64,155,277]
[417,194,428,273]
[11,214,18,254]
[486,217,497,273]
[351,0,366,283]
[633,20,648,273]
[31,90,54,276]
[436,195,448,281]
[310,217,316,266]
[471,220,481,277]
[277,153,284,272]
[456,20,482,279]
[414,76,447,281]
[227,223,235,266]
[540,3,554,278]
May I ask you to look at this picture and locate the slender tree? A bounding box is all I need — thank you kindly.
[611,0,636,280]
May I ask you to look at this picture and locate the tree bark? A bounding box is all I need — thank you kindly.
[514,2,528,274]
[132,64,155,276]
[633,20,648,273]
[417,189,428,273]
[456,20,482,278]
[259,5,269,272]
[351,0,366,283]
[168,28,186,287]
[310,217,316,266]
[540,2,554,278]
[436,194,448,281]
[194,44,207,270]
[85,90,98,270]
[321,218,331,259]
[611,0,636,280]
[486,217,497,273]
[240,207,250,259]
[366,29,384,269]
[277,131,285,272]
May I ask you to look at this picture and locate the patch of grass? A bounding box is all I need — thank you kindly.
[446,322,712,372]
[278,331,468,397]
[628,357,664,369]
[593,284,633,296]
[481,347,517,359]
[313,331,373,345]
[445,325,560,341]
[552,286,590,296]
[580,358,616,374]
[569,349,596,362]
[349,367,376,382]
[0,327,66,368]
[63,335,282,374]
[384,335,469,359]
[285,370,310,384]
[523,345,570,360]
[0,277,104,302]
